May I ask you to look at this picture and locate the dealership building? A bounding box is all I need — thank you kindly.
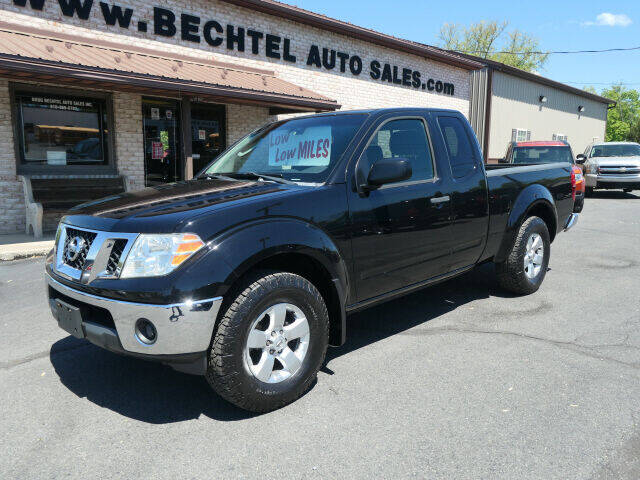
[0,0,613,235]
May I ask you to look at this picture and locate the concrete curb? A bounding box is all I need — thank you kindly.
[0,241,54,261]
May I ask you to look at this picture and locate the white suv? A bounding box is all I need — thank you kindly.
[577,142,640,194]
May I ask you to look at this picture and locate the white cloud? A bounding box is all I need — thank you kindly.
[582,13,632,27]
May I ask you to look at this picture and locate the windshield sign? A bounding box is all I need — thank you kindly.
[269,126,332,167]
[205,114,366,183]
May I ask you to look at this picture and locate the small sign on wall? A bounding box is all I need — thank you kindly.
[151,108,160,120]
[198,130,206,140]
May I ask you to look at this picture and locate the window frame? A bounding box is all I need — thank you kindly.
[512,128,531,143]
[355,115,438,189]
[437,114,480,180]
[11,83,117,176]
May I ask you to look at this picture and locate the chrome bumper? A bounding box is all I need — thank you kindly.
[46,274,222,356]
[564,213,579,232]
[586,173,640,187]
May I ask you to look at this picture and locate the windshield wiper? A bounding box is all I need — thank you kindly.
[202,172,295,185]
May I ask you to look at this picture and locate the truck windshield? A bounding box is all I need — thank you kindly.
[203,114,367,183]
[590,144,640,157]
[512,146,573,164]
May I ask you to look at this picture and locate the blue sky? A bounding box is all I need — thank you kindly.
[281,0,640,93]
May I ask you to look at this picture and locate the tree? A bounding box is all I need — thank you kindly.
[438,21,549,72]
[598,85,640,142]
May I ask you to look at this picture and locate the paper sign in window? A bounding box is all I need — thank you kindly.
[152,142,164,160]
[268,126,332,167]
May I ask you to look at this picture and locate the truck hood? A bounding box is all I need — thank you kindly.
[589,156,640,166]
[62,178,297,232]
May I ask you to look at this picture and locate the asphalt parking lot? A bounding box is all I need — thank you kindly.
[1,192,639,480]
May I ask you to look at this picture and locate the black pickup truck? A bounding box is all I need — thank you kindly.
[46,108,578,412]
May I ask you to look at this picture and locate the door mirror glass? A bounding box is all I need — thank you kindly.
[576,154,587,164]
[367,158,412,187]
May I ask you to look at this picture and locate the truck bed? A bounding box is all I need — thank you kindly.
[482,162,575,262]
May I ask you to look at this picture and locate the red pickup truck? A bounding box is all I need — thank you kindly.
[501,141,585,213]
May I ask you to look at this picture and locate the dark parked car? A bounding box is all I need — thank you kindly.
[46,109,579,412]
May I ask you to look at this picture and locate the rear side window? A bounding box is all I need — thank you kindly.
[437,116,476,179]
[362,118,434,182]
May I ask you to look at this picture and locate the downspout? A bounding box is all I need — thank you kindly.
[482,68,493,162]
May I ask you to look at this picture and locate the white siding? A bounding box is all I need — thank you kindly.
[488,71,608,160]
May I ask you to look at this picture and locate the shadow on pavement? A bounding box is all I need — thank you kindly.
[50,263,507,423]
[50,336,258,423]
[587,191,639,200]
[326,263,510,364]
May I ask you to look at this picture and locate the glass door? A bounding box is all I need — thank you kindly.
[191,103,226,174]
[142,98,181,186]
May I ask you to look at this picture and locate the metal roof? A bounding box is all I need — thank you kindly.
[455,54,615,106]
[0,22,340,112]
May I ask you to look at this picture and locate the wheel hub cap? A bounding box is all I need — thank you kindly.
[524,233,544,279]
[244,303,310,384]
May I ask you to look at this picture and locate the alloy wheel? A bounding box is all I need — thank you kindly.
[244,303,311,384]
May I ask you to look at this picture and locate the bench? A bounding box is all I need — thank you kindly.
[20,175,129,238]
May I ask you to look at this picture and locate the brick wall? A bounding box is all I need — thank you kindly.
[113,93,145,190]
[226,105,272,145]
[0,0,471,115]
[0,79,24,234]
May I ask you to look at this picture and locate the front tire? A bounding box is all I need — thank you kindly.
[206,271,329,413]
[496,216,551,295]
[585,187,594,197]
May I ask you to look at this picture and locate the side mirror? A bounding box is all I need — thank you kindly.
[498,157,509,164]
[576,154,587,165]
[366,158,412,189]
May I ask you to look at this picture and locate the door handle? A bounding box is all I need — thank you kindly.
[431,195,450,204]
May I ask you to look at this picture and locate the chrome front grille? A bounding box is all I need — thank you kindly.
[599,165,640,176]
[105,239,128,276]
[62,228,97,270]
[55,225,138,283]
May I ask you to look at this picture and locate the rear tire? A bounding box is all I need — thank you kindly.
[206,271,329,413]
[496,216,551,295]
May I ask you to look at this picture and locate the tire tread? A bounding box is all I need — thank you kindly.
[206,270,329,413]
[496,216,550,295]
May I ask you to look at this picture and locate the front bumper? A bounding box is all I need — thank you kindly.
[47,274,222,373]
[586,173,640,189]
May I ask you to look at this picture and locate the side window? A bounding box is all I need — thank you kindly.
[362,118,434,182]
[437,116,476,179]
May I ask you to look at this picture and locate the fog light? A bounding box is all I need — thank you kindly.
[135,318,157,345]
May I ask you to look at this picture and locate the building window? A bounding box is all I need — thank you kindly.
[512,128,531,142]
[553,134,568,142]
[16,92,110,168]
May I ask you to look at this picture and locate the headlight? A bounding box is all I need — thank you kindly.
[586,163,599,174]
[120,233,205,278]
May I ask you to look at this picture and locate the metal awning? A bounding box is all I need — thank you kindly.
[0,22,340,112]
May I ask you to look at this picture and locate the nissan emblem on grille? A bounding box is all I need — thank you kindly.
[65,236,86,263]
